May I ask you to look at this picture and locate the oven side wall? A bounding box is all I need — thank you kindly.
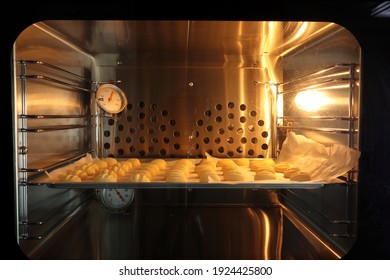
[13,22,96,257]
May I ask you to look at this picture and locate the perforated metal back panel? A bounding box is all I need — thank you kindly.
[100,67,274,159]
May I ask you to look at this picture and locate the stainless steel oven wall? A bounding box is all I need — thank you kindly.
[94,21,282,159]
[13,22,95,256]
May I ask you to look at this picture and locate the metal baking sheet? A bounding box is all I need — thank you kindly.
[30,157,335,189]
[42,181,326,190]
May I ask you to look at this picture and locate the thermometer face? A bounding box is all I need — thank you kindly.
[96,84,127,113]
[101,188,134,210]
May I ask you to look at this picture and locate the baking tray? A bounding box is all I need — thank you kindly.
[30,158,340,190]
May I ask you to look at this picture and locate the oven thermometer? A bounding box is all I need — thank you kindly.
[101,188,134,211]
[96,83,127,114]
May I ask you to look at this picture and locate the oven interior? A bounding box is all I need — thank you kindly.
[12,20,360,259]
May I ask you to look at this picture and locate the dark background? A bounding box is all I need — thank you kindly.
[1,1,390,260]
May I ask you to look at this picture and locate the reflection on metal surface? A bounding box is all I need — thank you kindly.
[281,204,342,259]
[24,197,338,260]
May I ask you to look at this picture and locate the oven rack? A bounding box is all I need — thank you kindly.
[19,190,93,240]
[16,59,100,241]
[277,63,358,139]
[279,185,356,252]
[19,151,95,174]
[278,63,359,89]
[18,59,94,86]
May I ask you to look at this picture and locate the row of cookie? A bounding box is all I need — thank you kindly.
[249,159,311,182]
[57,157,148,182]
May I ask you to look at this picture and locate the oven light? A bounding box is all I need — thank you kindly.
[294,90,330,111]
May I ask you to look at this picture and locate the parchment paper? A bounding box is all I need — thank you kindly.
[276,131,361,182]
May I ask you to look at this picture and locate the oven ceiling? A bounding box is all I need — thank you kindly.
[40,20,334,66]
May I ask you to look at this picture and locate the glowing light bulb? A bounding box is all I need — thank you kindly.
[294,90,330,112]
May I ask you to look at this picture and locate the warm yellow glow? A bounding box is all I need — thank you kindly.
[259,209,271,260]
[292,22,308,41]
[294,90,330,111]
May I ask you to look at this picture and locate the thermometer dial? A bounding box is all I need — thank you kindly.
[96,84,127,114]
[101,188,134,210]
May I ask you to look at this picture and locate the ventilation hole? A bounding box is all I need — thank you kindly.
[251,138,258,144]
[139,101,145,108]
[248,149,255,156]
[228,102,234,109]
[127,103,133,110]
[108,119,115,126]
[160,149,167,156]
[241,137,247,144]
[139,150,146,157]
[236,128,244,135]
[115,137,121,143]
[169,119,176,126]
[118,149,124,155]
[262,143,269,150]
[207,149,213,155]
[240,116,246,123]
[161,109,169,116]
[203,137,210,144]
[258,120,265,126]
[228,124,234,131]
[236,146,243,153]
[127,116,133,122]
[163,137,170,143]
[240,104,246,111]
[129,146,136,153]
[205,110,212,117]
[206,125,213,132]
[160,125,166,131]
[174,143,180,150]
[118,124,124,131]
[138,123,145,130]
[104,130,110,137]
[139,136,145,144]
[173,131,180,137]
[214,137,221,144]
[139,112,145,119]
[148,146,155,153]
[126,137,132,143]
[104,143,111,149]
[215,116,222,122]
[262,131,269,138]
[227,151,234,157]
[250,111,257,117]
[193,131,200,137]
[218,128,225,134]
[148,128,155,134]
[129,127,136,134]
[257,155,265,158]
[197,119,204,126]
[227,137,234,144]
[150,103,158,110]
[218,146,224,153]
[248,125,255,132]
[228,113,234,119]
[152,137,158,144]
[215,104,223,111]
[150,115,158,123]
